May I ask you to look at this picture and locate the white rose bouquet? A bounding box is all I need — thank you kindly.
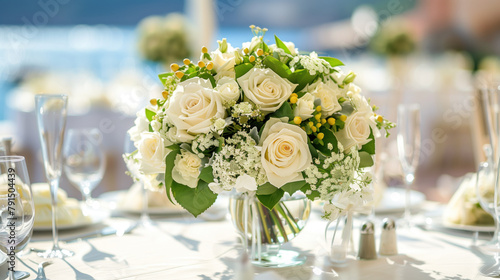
[125,26,394,220]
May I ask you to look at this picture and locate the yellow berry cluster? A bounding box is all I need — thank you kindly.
[169,46,215,82]
[289,94,349,144]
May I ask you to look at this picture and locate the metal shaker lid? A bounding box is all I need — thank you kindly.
[360,221,375,234]
[382,218,396,231]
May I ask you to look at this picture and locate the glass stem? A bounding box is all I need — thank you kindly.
[49,178,61,251]
[140,181,149,224]
[7,256,15,280]
[404,175,414,227]
[83,190,92,205]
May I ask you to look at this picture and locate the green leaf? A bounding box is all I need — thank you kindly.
[199,166,214,183]
[314,128,338,155]
[164,150,181,204]
[171,180,217,217]
[319,56,344,67]
[281,180,307,195]
[301,183,319,200]
[360,130,375,155]
[235,63,254,79]
[307,138,318,158]
[288,69,317,92]
[166,144,180,151]
[180,71,198,82]
[269,102,294,120]
[274,35,291,55]
[158,72,173,86]
[145,108,156,122]
[359,151,374,168]
[257,188,285,210]
[257,182,279,195]
[263,56,292,78]
[198,72,216,88]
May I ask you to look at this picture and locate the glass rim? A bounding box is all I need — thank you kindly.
[0,155,26,163]
[34,94,68,99]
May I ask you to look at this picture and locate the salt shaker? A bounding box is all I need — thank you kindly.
[0,137,12,155]
[379,218,398,256]
[358,221,377,260]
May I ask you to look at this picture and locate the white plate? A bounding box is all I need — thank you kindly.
[441,220,495,232]
[0,253,6,266]
[33,207,107,231]
[374,187,426,214]
[99,191,186,215]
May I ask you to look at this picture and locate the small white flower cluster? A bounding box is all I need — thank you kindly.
[191,132,219,158]
[162,75,177,94]
[304,145,372,221]
[290,51,332,76]
[211,118,228,135]
[232,102,254,115]
[209,131,266,193]
[231,102,263,126]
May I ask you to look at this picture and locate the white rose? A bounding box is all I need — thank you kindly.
[128,109,150,143]
[334,112,373,151]
[215,69,235,81]
[346,83,361,96]
[212,118,227,134]
[238,68,297,114]
[137,132,167,174]
[330,71,348,85]
[307,80,342,118]
[165,127,178,144]
[234,174,258,193]
[259,119,312,188]
[209,46,236,73]
[151,119,161,132]
[242,36,261,53]
[166,77,226,142]
[294,93,315,120]
[350,94,372,116]
[269,41,298,56]
[215,77,240,105]
[172,150,201,188]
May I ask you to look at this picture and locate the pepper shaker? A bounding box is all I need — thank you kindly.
[358,221,377,260]
[379,218,398,256]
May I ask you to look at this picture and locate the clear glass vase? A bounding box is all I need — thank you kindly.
[229,192,311,267]
[325,211,354,264]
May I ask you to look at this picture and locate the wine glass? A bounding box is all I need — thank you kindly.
[123,134,154,228]
[63,128,105,209]
[476,87,500,251]
[397,104,421,228]
[35,94,74,258]
[0,156,35,280]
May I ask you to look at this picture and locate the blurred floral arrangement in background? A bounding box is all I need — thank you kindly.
[137,13,191,65]
[370,20,416,57]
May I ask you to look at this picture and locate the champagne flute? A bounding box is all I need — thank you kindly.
[63,128,105,208]
[123,134,154,228]
[476,87,500,251]
[0,156,35,280]
[35,94,74,258]
[397,104,421,227]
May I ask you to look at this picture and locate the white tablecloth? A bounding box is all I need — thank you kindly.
[0,203,496,280]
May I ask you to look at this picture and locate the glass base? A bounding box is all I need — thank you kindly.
[38,248,74,259]
[477,241,500,253]
[251,250,306,268]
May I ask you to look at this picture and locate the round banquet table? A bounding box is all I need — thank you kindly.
[0,201,496,280]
